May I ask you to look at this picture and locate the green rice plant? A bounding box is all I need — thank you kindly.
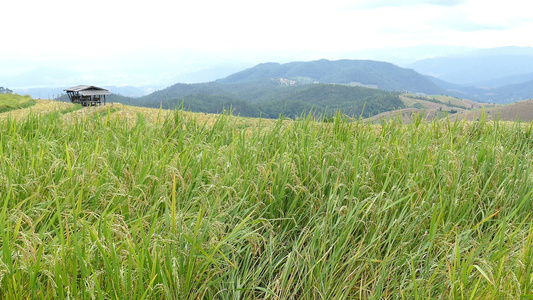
[59,104,83,114]
[1,107,533,299]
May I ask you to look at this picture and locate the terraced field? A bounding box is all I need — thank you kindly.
[1,98,533,299]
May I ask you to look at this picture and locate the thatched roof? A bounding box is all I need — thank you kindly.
[64,85,110,96]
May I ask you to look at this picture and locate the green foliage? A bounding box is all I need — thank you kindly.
[0,94,36,113]
[0,87,13,94]
[411,102,425,109]
[59,104,83,114]
[255,84,404,118]
[1,109,533,298]
[124,58,448,119]
[426,96,468,109]
[129,82,404,119]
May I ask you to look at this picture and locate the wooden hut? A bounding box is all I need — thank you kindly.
[64,85,110,106]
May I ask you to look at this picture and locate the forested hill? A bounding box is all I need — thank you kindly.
[129,83,404,119]
[219,59,445,94]
[125,59,449,118]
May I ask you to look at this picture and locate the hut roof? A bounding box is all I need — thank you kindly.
[64,85,110,96]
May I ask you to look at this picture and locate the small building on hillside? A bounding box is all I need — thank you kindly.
[64,85,110,106]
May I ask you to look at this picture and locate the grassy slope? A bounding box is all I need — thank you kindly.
[368,94,503,124]
[0,94,36,113]
[1,104,533,298]
[454,99,533,122]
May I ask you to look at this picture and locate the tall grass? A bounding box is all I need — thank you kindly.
[59,103,84,115]
[1,108,533,299]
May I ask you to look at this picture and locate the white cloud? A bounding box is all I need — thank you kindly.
[340,0,467,9]
[2,0,533,62]
[460,0,532,29]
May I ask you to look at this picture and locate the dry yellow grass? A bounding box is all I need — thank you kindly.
[4,98,530,130]
[100,103,277,129]
[400,95,494,110]
[453,99,533,122]
[366,107,436,123]
[0,100,73,121]
[369,95,515,124]
[1,100,278,134]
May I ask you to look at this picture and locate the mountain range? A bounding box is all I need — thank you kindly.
[8,46,533,117]
[218,59,444,94]
[122,55,533,118]
[123,59,455,118]
[407,47,533,86]
[407,46,533,103]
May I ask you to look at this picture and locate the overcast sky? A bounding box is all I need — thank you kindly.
[2,0,533,74]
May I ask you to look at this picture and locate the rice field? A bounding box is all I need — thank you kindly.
[1,106,533,299]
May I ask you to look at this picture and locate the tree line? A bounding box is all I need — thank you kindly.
[0,87,13,94]
[125,83,405,119]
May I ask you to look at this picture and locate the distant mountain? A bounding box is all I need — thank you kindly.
[169,63,252,83]
[428,76,533,104]
[1,67,85,89]
[349,45,476,66]
[489,80,533,103]
[104,86,162,97]
[219,59,445,95]
[126,59,453,118]
[409,47,533,103]
[13,87,65,99]
[408,47,533,86]
[471,72,533,88]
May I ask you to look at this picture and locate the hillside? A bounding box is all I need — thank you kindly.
[0,99,262,129]
[129,82,405,119]
[368,95,533,123]
[367,94,497,123]
[453,98,533,122]
[126,59,451,119]
[0,93,36,113]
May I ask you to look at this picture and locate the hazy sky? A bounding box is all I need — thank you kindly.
[2,0,533,87]
[3,0,532,58]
